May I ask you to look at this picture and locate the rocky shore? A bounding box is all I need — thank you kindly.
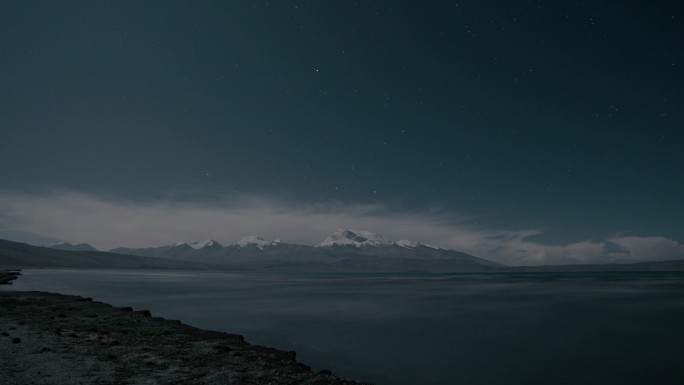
[0,277,368,384]
[0,269,20,284]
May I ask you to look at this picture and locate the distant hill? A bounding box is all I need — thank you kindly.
[0,239,217,270]
[47,242,99,252]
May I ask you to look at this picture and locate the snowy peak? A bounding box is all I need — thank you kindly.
[316,230,447,250]
[235,236,282,250]
[317,229,394,248]
[172,239,221,250]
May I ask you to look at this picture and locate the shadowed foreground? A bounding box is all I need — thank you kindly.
[0,291,367,385]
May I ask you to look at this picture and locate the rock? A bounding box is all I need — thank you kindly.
[213,344,232,352]
[134,309,152,317]
[0,270,20,284]
[11,337,21,344]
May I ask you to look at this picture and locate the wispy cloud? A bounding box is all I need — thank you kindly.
[0,189,681,265]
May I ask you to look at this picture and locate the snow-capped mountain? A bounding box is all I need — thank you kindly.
[108,229,504,272]
[317,229,393,248]
[317,229,444,251]
[47,242,99,252]
[171,240,222,250]
[312,229,500,267]
[395,240,443,250]
[235,236,282,250]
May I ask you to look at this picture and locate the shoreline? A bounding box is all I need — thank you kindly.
[0,271,368,385]
[0,269,21,284]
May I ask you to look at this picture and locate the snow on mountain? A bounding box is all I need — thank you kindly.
[395,240,419,248]
[235,236,282,250]
[316,229,447,250]
[101,231,504,271]
[171,240,221,250]
[317,229,395,248]
[395,240,443,250]
[47,241,69,247]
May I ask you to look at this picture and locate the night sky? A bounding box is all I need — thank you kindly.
[1,1,682,264]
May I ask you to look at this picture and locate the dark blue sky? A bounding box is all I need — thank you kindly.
[1,1,682,258]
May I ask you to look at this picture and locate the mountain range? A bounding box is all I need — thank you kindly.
[0,239,216,270]
[1,228,683,272]
[102,229,503,272]
[0,229,503,272]
[38,229,684,272]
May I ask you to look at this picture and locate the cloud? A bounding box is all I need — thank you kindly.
[0,189,682,265]
[0,189,465,249]
[606,236,684,262]
[482,233,608,266]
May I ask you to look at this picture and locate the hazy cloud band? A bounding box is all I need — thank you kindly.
[0,189,682,265]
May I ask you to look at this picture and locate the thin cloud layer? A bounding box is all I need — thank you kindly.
[0,189,681,265]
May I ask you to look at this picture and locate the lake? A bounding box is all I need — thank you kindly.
[4,269,684,385]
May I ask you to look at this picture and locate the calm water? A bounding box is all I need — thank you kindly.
[4,269,684,385]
